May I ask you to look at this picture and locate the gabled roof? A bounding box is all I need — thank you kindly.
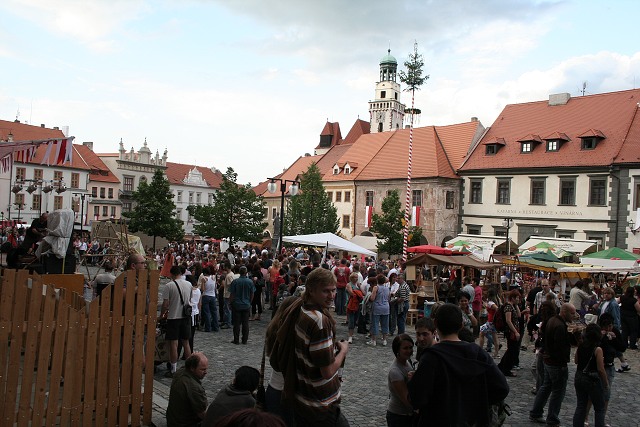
[165,162,224,189]
[0,119,65,142]
[314,144,352,176]
[75,144,120,183]
[341,119,370,145]
[460,89,640,171]
[328,120,482,182]
[254,155,321,197]
[314,121,342,150]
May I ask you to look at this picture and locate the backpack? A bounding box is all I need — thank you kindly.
[493,304,506,332]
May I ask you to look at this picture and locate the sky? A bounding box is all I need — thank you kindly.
[1,0,640,186]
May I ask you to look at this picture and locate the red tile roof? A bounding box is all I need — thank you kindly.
[165,162,224,189]
[315,121,342,149]
[75,144,120,183]
[460,89,640,171]
[341,119,370,145]
[0,119,65,142]
[254,155,321,198]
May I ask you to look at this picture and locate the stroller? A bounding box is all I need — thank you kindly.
[154,318,170,372]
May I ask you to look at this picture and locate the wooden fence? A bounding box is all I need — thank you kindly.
[0,268,159,426]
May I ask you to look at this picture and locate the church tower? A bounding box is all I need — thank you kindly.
[369,49,405,133]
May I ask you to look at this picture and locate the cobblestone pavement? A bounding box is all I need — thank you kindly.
[148,306,640,426]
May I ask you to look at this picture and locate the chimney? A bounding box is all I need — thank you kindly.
[53,126,59,130]
[83,141,94,151]
[41,124,45,128]
[549,93,571,106]
[304,153,311,157]
[471,117,478,122]
[8,132,14,142]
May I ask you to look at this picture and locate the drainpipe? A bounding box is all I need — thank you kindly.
[610,166,620,248]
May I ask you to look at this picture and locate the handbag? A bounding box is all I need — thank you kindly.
[174,280,193,317]
[582,351,600,380]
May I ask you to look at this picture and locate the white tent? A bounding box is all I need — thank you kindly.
[283,232,376,257]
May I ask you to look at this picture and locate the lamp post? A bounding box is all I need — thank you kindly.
[267,178,300,254]
[72,193,92,237]
[502,218,514,256]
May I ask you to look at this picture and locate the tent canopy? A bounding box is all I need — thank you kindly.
[445,234,517,260]
[580,247,640,269]
[406,253,499,269]
[283,232,376,256]
[407,245,453,255]
[518,237,597,256]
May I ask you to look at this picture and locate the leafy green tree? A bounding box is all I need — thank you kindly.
[124,168,183,250]
[188,167,266,244]
[370,189,424,255]
[284,163,338,235]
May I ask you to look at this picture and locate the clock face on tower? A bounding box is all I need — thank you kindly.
[376,111,385,121]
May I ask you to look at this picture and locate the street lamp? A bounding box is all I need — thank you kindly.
[502,218,514,256]
[72,193,92,237]
[267,177,300,254]
[630,219,638,235]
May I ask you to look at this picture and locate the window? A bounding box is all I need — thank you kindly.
[335,192,342,202]
[122,202,132,212]
[547,140,559,152]
[485,145,498,155]
[94,206,100,217]
[208,193,214,204]
[496,179,510,204]
[177,191,182,203]
[327,191,333,202]
[32,194,41,211]
[16,167,26,181]
[586,234,605,249]
[102,206,108,217]
[412,190,422,207]
[344,191,351,203]
[470,179,483,204]
[14,193,25,206]
[589,178,606,206]
[445,191,455,209]
[333,167,339,175]
[189,192,194,203]
[342,215,351,228]
[71,173,79,189]
[556,232,574,239]
[521,142,532,153]
[381,90,386,99]
[123,176,134,192]
[33,169,43,181]
[344,166,351,174]
[100,187,105,198]
[110,206,116,218]
[365,191,374,207]
[108,188,113,199]
[530,179,546,205]
[54,170,63,182]
[636,183,640,210]
[196,193,201,204]
[581,137,597,150]
[54,196,63,210]
[272,207,277,219]
[91,187,98,197]
[467,226,481,235]
[71,197,79,212]
[559,178,576,205]
[176,209,183,220]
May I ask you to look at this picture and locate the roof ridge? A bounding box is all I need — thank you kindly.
[352,130,396,180]
[432,126,456,176]
[613,103,640,162]
[73,145,90,170]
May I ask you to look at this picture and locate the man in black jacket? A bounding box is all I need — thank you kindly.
[529,303,577,426]
[408,303,509,426]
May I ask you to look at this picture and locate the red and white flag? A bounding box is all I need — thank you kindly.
[411,206,421,227]
[364,205,373,228]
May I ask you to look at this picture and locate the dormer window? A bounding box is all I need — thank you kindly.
[486,145,498,155]
[482,137,505,156]
[333,166,340,175]
[517,134,542,154]
[543,132,570,152]
[547,140,559,152]
[344,166,351,174]
[521,142,532,153]
[577,129,605,150]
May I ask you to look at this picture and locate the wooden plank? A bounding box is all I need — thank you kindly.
[45,300,68,427]
[106,271,125,425]
[70,309,86,426]
[17,277,44,427]
[82,297,100,427]
[143,270,159,425]
[31,284,57,426]
[131,269,149,427]
[59,306,77,426]
[119,270,136,427]
[0,269,17,424]
[4,269,30,426]
[94,281,112,424]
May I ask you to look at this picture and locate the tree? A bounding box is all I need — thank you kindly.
[124,168,183,250]
[370,189,423,255]
[284,163,338,235]
[188,167,266,244]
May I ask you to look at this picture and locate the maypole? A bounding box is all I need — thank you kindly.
[399,41,428,261]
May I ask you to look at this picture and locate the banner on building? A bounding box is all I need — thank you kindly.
[364,205,373,228]
[411,206,421,227]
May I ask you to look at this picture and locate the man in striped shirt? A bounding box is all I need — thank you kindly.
[294,268,350,427]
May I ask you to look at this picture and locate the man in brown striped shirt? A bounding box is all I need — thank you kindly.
[294,268,350,427]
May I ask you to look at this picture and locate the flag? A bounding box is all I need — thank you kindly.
[364,205,373,228]
[411,206,421,227]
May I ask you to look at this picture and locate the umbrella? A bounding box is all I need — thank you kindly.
[520,241,573,259]
[580,247,640,268]
[406,245,453,255]
[446,240,484,257]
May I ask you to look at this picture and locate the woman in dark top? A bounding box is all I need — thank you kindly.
[572,324,608,427]
[619,286,640,350]
[498,290,521,377]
